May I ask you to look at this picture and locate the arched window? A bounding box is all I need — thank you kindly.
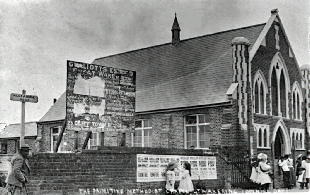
[271,67,278,116]
[263,128,267,147]
[292,82,303,120]
[260,84,264,113]
[253,71,267,114]
[258,128,262,147]
[280,71,286,117]
[269,53,290,118]
[255,82,259,113]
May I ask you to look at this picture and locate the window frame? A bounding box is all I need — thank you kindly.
[132,119,152,147]
[184,114,211,149]
[87,132,101,150]
[290,128,305,150]
[253,71,267,115]
[50,126,69,153]
[269,53,290,118]
[292,83,303,120]
[255,124,270,149]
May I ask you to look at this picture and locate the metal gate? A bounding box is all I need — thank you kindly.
[230,158,256,189]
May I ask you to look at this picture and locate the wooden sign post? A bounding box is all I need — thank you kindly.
[10,90,38,147]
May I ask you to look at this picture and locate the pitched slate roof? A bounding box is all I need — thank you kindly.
[39,23,265,122]
[0,121,37,138]
[39,92,66,122]
[93,23,265,112]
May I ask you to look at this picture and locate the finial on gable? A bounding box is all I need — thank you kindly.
[271,8,278,15]
[171,13,181,45]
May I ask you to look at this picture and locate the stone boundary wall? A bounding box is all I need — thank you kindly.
[27,147,227,194]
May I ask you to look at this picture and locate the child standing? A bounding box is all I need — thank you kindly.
[178,161,194,194]
[166,162,178,194]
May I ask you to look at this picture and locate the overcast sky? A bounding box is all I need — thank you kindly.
[0,0,309,126]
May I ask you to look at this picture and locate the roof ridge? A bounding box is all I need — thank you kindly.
[137,49,231,92]
[7,121,38,126]
[94,23,266,62]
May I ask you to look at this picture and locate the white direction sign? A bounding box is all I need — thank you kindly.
[10,93,38,103]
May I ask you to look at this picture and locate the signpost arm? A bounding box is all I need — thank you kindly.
[54,118,67,153]
[20,90,26,147]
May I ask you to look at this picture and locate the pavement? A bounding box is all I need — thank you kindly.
[233,184,310,194]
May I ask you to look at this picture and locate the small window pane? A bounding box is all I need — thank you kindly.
[199,125,210,148]
[186,126,197,148]
[144,120,152,127]
[135,121,142,128]
[186,116,197,124]
[52,128,59,134]
[199,115,210,123]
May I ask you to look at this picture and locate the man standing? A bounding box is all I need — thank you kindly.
[278,155,291,189]
[6,144,31,194]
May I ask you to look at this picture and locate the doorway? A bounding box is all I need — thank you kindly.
[274,127,284,159]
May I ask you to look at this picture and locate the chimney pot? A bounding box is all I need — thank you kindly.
[271,8,278,15]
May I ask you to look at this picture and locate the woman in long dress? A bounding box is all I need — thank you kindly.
[300,156,310,189]
[177,161,194,194]
[256,153,272,192]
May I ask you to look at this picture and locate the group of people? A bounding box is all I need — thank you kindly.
[296,154,310,189]
[165,161,194,194]
[278,154,295,189]
[250,153,273,192]
[250,152,310,191]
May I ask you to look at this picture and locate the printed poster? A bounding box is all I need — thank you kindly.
[136,154,217,182]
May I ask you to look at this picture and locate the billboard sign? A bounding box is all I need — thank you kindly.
[66,60,136,132]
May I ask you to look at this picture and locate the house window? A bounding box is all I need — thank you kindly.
[255,124,269,148]
[132,119,152,147]
[185,114,211,149]
[0,142,7,154]
[88,132,100,150]
[51,126,69,152]
[290,128,304,149]
[253,71,267,114]
[292,84,302,120]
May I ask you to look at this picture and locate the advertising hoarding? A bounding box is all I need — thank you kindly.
[66,60,136,132]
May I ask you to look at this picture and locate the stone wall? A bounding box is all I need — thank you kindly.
[27,147,227,195]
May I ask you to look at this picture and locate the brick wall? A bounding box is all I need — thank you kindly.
[27,147,227,195]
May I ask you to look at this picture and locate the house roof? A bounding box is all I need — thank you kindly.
[38,22,266,122]
[39,92,66,122]
[0,121,37,139]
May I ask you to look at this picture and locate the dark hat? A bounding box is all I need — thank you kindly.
[20,144,30,151]
[167,162,178,171]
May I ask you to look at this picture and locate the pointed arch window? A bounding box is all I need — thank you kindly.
[292,83,302,120]
[269,53,290,118]
[271,67,278,116]
[280,71,286,117]
[253,71,267,114]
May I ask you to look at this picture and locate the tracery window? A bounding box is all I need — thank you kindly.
[269,53,290,117]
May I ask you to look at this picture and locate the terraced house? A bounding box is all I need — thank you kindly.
[0,9,309,189]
